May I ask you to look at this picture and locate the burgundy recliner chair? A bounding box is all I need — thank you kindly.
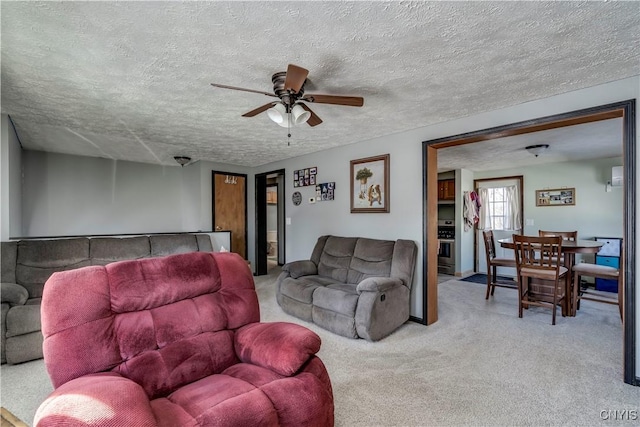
[34,251,334,426]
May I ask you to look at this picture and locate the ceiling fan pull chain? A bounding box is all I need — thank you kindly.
[288,112,292,146]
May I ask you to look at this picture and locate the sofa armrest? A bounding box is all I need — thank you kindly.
[282,260,317,278]
[1,283,29,306]
[356,277,404,294]
[34,372,156,427]
[234,322,321,376]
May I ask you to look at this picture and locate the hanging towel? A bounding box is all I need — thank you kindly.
[463,191,481,231]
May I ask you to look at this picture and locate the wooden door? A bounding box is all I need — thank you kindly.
[213,172,247,259]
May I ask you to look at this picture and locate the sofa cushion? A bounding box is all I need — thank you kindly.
[90,236,151,265]
[284,260,317,279]
[16,238,91,298]
[1,242,17,283]
[234,322,321,376]
[150,234,198,257]
[5,304,41,337]
[347,238,394,284]
[195,234,213,252]
[317,236,358,282]
[312,284,359,316]
[279,275,341,304]
[1,283,28,306]
[166,374,279,425]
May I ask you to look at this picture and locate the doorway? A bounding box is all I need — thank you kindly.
[212,171,247,259]
[255,169,285,276]
[474,176,523,277]
[423,100,636,385]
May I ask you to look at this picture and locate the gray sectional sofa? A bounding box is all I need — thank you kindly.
[0,233,213,364]
[277,235,417,341]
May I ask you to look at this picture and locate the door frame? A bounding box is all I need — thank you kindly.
[211,170,248,257]
[255,169,286,276]
[422,99,636,385]
[473,175,524,274]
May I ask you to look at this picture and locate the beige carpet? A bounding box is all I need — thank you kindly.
[1,269,638,426]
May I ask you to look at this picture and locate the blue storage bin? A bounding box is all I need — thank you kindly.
[596,278,618,293]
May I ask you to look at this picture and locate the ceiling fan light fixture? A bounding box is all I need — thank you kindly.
[267,103,287,124]
[291,103,311,125]
[525,144,549,157]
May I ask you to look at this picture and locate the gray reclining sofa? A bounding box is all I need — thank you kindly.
[277,235,417,341]
[1,233,213,364]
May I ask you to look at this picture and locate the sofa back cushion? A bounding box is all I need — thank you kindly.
[150,234,198,257]
[1,241,17,283]
[41,251,259,399]
[195,233,214,252]
[347,238,394,284]
[390,239,418,288]
[317,236,358,282]
[16,238,91,298]
[90,236,151,265]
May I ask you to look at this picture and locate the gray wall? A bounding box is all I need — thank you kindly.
[21,151,202,236]
[0,115,22,239]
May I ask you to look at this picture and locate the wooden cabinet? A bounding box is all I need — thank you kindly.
[438,179,455,200]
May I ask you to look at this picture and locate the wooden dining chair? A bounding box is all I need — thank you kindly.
[572,263,622,320]
[482,230,517,299]
[512,234,569,325]
[538,230,577,266]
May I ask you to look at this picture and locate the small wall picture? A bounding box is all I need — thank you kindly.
[293,166,317,187]
[316,182,335,201]
[350,154,389,213]
[535,187,575,206]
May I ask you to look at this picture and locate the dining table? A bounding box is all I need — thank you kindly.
[497,237,603,316]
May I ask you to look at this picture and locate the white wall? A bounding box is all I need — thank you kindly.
[0,115,22,239]
[21,151,203,236]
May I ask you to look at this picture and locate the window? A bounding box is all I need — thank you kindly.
[478,185,520,231]
[486,187,508,230]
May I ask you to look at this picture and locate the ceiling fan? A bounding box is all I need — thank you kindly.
[210,64,364,129]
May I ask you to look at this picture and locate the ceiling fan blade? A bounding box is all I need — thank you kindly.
[242,102,277,117]
[284,64,309,94]
[210,83,278,98]
[302,94,364,107]
[300,103,323,127]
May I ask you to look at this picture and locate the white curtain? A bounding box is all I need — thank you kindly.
[477,187,491,230]
[504,185,521,231]
[476,185,521,230]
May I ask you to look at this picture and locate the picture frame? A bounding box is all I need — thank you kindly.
[316,182,335,201]
[535,187,575,206]
[293,167,317,187]
[350,154,389,213]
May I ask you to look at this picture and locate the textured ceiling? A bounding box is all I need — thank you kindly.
[2,1,639,167]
